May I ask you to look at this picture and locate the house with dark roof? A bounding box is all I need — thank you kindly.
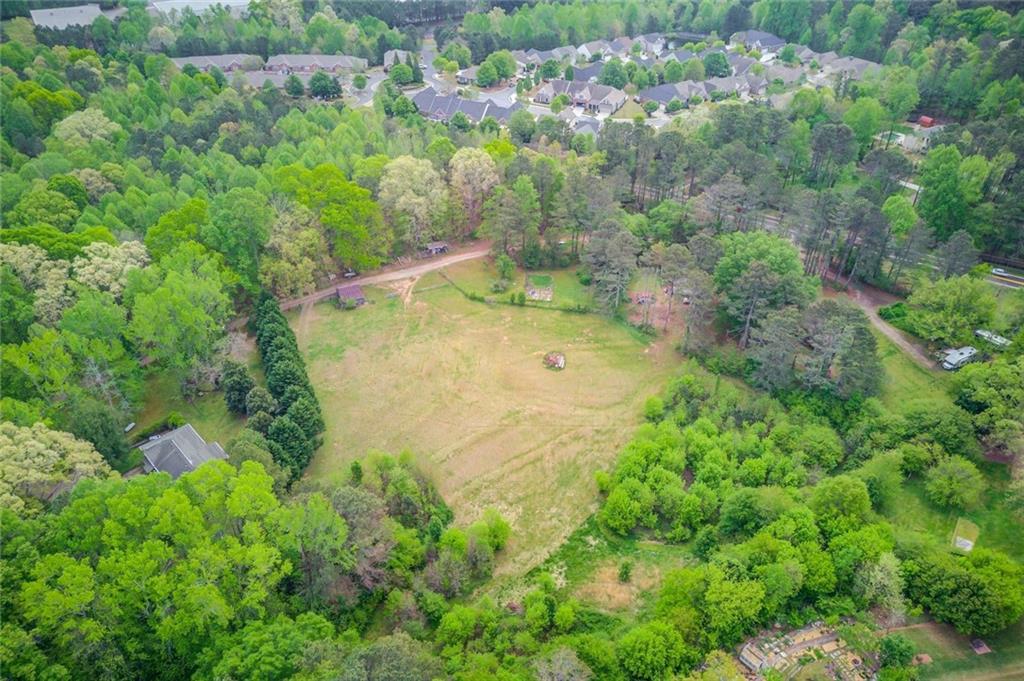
[456,65,478,85]
[411,87,523,124]
[534,79,627,115]
[569,62,603,83]
[265,54,367,74]
[574,117,602,138]
[730,30,786,53]
[138,424,226,479]
[171,53,257,73]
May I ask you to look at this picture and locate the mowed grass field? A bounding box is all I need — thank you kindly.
[295,259,680,579]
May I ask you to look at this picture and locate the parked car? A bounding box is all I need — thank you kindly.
[343,269,358,278]
[993,267,1008,276]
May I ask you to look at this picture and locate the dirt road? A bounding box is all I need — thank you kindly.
[843,285,935,370]
[279,242,491,311]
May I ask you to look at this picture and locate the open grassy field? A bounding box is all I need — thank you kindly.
[869,326,953,412]
[894,619,1024,681]
[295,259,680,580]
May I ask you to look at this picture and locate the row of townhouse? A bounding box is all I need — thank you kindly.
[640,73,771,106]
[170,52,368,78]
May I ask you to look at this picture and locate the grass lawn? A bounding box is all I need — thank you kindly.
[883,474,1024,563]
[135,372,246,448]
[870,326,952,413]
[612,100,646,119]
[895,619,1024,681]
[294,259,679,581]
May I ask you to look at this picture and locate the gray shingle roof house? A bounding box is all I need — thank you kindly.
[577,40,612,61]
[139,424,226,479]
[171,53,257,72]
[30,4,102,30]
[534,79,627,115]
[730,30,786,52]
[411,87,523,124]
[570,62,603,83]
[265,54,367,73]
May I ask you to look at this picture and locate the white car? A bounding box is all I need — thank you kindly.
[992,267,1007,276]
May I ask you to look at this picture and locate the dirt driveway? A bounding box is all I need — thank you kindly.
[280,242,492,311]
[838,283,936,370]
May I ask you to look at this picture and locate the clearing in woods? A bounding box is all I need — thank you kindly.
[294,259,680,580]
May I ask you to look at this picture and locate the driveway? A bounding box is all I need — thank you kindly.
[278,242,492,311]
[843,284,936,370]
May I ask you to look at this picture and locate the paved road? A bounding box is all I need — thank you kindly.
[279,243,492,311]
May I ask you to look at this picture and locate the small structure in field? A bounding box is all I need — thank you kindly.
[544,351,566,370]
[425,241,449,256]
[634,291,654,305]
[951,517,979,554]
[336,284,367,308]
[971,639,992,655]
[527,273,554,301]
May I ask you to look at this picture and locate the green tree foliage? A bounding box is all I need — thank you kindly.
[924,456,985,509]
[904,275,996,346]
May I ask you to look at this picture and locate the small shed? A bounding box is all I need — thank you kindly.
[425,241,449,256]
[336,284,367,306]
[918,115,936,128]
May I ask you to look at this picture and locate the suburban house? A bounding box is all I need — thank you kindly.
[171,53,257,73]
[574,117,602,138]
[763,63,804,85]
[635,33,666,56]
[569,62,603,83]
[730,30,786,53]
[411,87,523,124]
[608,37,635,56]
[510,46,577,72]
[664,49,696,64]
[138,424,226,479]
[265,54,367,74]
[383,49,415,71]
[30,4,124,29]
[456,65,478,85]
[534,79,627,115]
[336,284,367,306]
[151,0,251,19]
[577,40,612,62]
[822,55,880,80]
[728,53,758,76]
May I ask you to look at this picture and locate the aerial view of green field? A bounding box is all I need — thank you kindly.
[297,259,679,577]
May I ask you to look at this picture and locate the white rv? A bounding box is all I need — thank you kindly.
[941,346,978,371]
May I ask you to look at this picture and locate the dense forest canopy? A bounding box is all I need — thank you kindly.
[2,0,1024,679]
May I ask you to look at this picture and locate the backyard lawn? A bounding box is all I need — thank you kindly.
[135,372,246,448]
[870,326,952,412]
[294,259,680,580]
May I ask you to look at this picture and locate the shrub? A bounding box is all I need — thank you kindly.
[245,386,278,416]
[618,560,634,583]
[576,268,592,286]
